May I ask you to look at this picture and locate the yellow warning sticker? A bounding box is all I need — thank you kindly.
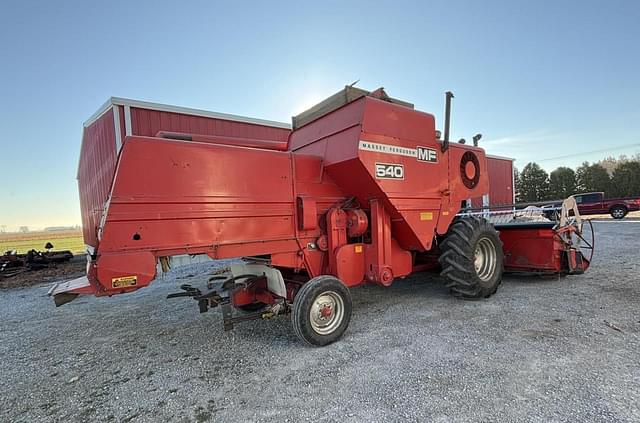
[112,275,137,288]
[420,212,434,221]
[354,245,363,253]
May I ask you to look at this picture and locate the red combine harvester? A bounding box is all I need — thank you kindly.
[51,87,592,346]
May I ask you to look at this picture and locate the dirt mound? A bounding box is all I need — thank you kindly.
[0,258,86,289]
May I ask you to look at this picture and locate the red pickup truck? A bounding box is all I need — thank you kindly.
[570,192,640,219]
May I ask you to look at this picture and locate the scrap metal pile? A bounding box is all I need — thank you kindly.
[0,245,74,279]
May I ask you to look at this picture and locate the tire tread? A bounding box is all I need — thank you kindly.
[439,217,504,299]
[291,275,352,346]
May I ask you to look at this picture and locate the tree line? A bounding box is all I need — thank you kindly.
[515,154,640,202]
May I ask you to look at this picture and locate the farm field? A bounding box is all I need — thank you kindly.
[0,230,84,254]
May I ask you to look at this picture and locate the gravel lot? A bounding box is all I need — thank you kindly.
[1,221,639,422]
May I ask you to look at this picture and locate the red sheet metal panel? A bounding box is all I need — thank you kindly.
[487,156,514,206]
[99,137,297,255]
[499,226,560,272]
[470,156,514,208]
[293,96,489,251]
[78,108,118,248]
[78,99,293,252]
[129,108,290,143]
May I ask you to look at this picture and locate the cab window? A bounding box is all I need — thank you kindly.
[579,194,601,203]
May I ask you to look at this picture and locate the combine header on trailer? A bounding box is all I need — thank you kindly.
[51,87,592,345]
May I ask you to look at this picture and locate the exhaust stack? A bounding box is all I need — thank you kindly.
[442,91,454,152]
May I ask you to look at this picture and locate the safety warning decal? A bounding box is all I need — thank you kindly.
[420,212,434,221]
[112,275,137,288]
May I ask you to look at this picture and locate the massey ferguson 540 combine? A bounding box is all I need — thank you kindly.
[51,87,592,346]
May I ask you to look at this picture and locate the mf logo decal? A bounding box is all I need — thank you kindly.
[375,163,404,179]
[359,141,438,163]
[417,146,438,162]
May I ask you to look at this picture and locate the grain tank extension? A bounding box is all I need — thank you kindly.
[51,87,591,346]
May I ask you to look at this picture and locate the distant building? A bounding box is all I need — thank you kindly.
[44,226,77,232]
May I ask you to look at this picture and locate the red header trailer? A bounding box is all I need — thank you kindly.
[53,87,591,346]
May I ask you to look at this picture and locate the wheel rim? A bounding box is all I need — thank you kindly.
[309,291,344,335]
[474,237,497,282]
[613,209,624,218]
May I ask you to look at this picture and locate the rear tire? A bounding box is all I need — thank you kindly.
[439,216,504,299]
[610,206,627,219]
[291,275,352,346]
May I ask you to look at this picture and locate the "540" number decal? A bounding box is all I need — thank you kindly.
[375,163,404,179]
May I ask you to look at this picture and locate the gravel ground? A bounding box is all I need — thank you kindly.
[1,221,639,422]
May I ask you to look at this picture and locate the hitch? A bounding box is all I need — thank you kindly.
[166,269,287,329]
[166,284,202,298]
[166,284,226,313]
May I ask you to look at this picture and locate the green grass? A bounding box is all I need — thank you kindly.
[0,234,85,254]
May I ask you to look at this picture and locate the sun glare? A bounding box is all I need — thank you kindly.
[290,94,327,116]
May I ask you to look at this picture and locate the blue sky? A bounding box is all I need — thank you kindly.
[1,0,639,230]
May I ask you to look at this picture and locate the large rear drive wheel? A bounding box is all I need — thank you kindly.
[291,275,352,346]
[439,216,504,299]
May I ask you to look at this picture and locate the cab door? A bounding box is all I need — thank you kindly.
[576,193,604,214]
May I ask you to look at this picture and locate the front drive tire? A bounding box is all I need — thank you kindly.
[439,216,504,299]
[610,206,627,219]
[291,275,352,346]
